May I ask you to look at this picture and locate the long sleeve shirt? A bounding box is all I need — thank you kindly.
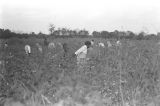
[75,45,87,59]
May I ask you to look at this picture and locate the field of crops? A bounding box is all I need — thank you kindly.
[1,37,160,106]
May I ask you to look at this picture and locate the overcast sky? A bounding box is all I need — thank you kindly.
[0,0,160,34]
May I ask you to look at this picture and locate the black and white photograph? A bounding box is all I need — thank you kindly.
[0,0,160,106]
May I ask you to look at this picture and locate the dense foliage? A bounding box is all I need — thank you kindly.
[0,28,159,40]
[0,37,160,106]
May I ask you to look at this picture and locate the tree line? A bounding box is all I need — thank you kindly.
[0,26,160,40]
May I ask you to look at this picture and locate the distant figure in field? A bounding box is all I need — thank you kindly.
[36,43,42,53]
[62,43,69,57]
[5,42,8,47]
[3,42,8,49]
[89,40,94,51]
[107,41,112,47]
[116,40,121,46]
[48,42,55,49]
[74,41,92,66]
[57,42,63,48]
[44,37,49,46]
[25,45,31,55]
[98,42,105,48]
[91,39,95,46]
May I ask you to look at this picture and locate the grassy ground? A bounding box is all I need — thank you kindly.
[0,37,160,106]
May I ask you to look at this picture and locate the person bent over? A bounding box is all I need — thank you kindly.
[74,41,92,72]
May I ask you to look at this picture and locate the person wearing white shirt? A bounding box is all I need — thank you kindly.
[74,41,91,66]
[91,39,94,46]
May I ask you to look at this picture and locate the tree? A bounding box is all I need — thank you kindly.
[109,31,118,39]
[136,31,145,40]
[100,31,109,38]
[49,24,55,35]
[78,29,89,37]
[0,29,13,39]
[31,32,36,36]
[92,31,100,37]
[125,31,135,39]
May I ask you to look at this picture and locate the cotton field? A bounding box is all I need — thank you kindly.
[0,37,160,106]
